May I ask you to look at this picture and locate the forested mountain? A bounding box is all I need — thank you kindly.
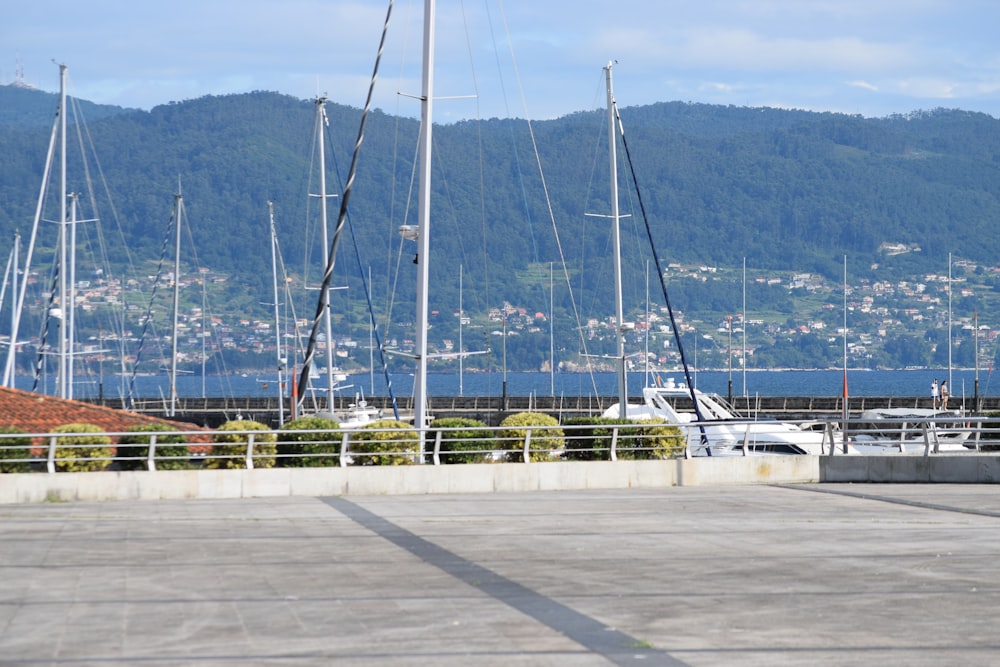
[2,84,1000,373]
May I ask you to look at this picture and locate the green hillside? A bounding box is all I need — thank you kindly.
[2,85,999,374]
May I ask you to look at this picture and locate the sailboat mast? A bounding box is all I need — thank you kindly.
[5,65,61,389]
[67,193,79,399]
[948,252,953,390]
[57,62,68,399]
[315,96,337,408]
[605,62,627,414]
[169,191,182,418]
[413,0,436,439]
[459,264,464,396]
[268,201,285,426]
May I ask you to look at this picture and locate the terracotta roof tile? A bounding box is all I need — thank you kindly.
[0,385,208,445]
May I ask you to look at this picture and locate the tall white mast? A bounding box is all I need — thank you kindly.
[413,0,436,440]
[66,193,79,398]
[57,62,68,399]
[459,264,464,396]
[948,252,953,390]
[268,201,286,426]
[5,65,61,388]
[169,190,182,417]
[313,96,339,409]
[605,62,628,414]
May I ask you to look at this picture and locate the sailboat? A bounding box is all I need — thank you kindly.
[595,63,842,456]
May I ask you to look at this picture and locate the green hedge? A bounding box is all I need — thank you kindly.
[52,423,113,472]
[497,412,564,462]
[0,427,32,473]
[208,420,277,469]
[116,423,192,470]
[618,420,686,459]
[349,420,419,465]
[561,416,624,461]
[277,416,341,467]
[427,417,494,464]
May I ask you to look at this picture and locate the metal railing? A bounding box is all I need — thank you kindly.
[0,417,996,473]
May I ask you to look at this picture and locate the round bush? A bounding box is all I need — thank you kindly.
[349,420,419,466]
[116,423,192,470]
[277,416,341,467]
[427,417,494,464]
[208,420,277,469]
[52,423,113,472]
[0,427,32,473]
[497,412,564,462]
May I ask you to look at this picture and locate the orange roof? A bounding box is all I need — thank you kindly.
[0,385,207,442]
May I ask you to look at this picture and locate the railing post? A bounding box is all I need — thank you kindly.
[47,435,56,473]
[610,425,618,461]
[742,424,751,456]
[922,424,931,457]
[246,432,255,470]
[148,434,158,472]
[523,427,532,463]
[340,432,349,467]
[432,430,442,465]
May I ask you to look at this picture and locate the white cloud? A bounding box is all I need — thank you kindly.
[849,80,880,92]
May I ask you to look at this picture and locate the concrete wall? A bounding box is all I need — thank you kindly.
[820,455,1000,484]
[0,457,821,503]
[2,456,997,504]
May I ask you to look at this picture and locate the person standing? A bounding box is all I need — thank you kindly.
[940,380,949,410]
[931,378,939,408]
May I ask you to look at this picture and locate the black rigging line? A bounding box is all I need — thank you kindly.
[612,101,708,443]
[324,115,400,420]
[126,211,176,408]
[297,0,394,408]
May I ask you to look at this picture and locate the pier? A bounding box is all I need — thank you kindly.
[89,394,1000,428]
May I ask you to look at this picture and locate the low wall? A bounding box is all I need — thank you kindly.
[820,455,1000,483]
[2,456,997,504]
[0,457,820,503]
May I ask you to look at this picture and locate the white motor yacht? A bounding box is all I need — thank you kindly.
[602,378,853,456]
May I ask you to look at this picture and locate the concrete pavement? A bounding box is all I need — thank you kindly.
[1,484,999,666]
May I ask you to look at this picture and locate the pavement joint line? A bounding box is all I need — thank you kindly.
[773,484,1000,518]
[321,495,686,666]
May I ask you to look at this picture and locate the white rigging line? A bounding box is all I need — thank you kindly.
[492,0,601,399]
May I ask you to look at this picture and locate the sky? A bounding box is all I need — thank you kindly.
[4,0,1000,122]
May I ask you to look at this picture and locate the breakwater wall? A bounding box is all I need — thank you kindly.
[88,394,1000,429]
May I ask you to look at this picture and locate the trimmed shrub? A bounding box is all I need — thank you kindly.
[497,412,564,462]
[116,423,192,470]
[208,420,277,469]
[619,420,686,459]
[51,423,113,472]
[427,417,494,464]
[349,420,419,465]
[561,416,624,461]
[276,416,341,467]
[0,427,32,473]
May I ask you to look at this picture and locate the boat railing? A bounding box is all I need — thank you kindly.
[2,416,997,473]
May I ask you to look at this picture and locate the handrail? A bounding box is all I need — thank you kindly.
[0,416,995,473]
